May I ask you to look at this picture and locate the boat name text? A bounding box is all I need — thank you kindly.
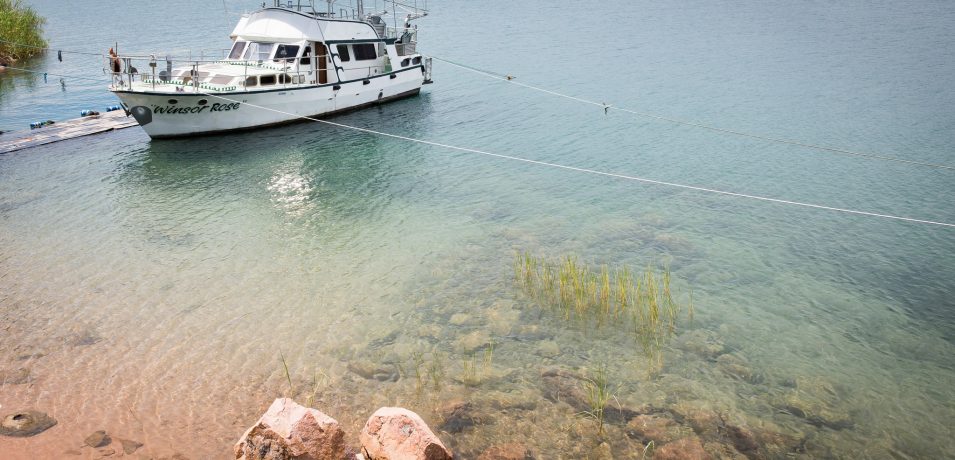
[151,102,241,114]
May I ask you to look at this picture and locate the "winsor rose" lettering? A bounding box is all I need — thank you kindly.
[151,102,241,115]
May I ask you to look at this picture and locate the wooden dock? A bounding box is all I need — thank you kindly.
[0,110,140,154]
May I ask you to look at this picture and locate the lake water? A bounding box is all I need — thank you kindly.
[2,0,954,458]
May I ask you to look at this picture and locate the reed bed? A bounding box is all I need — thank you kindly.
[514,251,693,374]
[0,0,47,64]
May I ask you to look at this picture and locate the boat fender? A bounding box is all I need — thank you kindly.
[106,105,122,112]
[129,106,152,126]
[80,110,100,117]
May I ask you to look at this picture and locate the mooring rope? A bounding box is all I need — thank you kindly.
[0,65,109,82]
[190,90,954,228]
[429,56,955,172]
[0,38,106,57]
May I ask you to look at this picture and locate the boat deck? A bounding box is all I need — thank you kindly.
[0,110,139,154]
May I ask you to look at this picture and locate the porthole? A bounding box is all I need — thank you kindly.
[401,58,410,67]
[198,99,208,106]
[167,99,178,105]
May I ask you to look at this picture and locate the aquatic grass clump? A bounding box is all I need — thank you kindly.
[514,251,693,374]
[427,352,446,391]
[461,353,479,386]
[0,0,47,64]
[582,363,614,436]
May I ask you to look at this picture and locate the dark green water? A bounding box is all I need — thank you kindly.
[1,0,954,458]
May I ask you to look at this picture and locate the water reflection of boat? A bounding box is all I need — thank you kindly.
[109,0,431,138]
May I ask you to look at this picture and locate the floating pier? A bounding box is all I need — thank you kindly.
[0,110,140,154]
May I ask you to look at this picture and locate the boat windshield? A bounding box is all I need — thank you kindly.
[242,42,274,61]
[228,41,247,59]
[273,44,300,63]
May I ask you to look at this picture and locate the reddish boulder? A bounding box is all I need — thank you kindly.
[360,407,452,460]
[234,398,346,460]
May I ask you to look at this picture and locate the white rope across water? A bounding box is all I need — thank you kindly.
[194,91,955,229]
[429,56,955,172]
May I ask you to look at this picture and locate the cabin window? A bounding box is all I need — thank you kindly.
[245,76,258,87]
[336,45,351,62]
[273,44,299,64]
[278,74,292,84]
[400,58,410,67]
[353,43,377,60]
[300,46,312,65]
[260,75,276,86]
[412,56,422,65]
[243,42,274,61]
[228,41,246,59]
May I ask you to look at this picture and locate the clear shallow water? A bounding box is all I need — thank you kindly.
[2,0,955,458]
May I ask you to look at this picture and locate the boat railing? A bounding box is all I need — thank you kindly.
[385,27,418,56]
[107,55,390,93]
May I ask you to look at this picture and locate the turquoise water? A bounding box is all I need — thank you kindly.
[2,0,954,458]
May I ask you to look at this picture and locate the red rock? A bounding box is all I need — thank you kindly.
[477,443,533,460]
[359,407,452,460]
[234,398,346,460]
[626,414,684,443]
[655,437,713,460]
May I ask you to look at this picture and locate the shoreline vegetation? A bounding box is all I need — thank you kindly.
[0,0,46,65]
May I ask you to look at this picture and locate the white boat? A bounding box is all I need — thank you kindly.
[109,0,432,138]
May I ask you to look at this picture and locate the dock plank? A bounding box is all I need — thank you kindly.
[0,110,140,154]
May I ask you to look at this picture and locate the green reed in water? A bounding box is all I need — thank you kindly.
[514,251,692,375]
[483,338,495,372]
[427,352,446,391]
[461,353,479,386]
[583,363,614,436]
[280,351,294,396]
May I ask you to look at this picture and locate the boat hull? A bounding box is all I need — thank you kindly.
[112,69,424,139]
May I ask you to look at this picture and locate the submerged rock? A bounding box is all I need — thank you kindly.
[360,407,452,460]
[626,414,687,444]
[535,340,560,358]
[119,438,144,454]
[0,410,57,437]
[64,327,102,347]
[674,329,726,360]
[702,441,747,460]
[234,398,346,460]
[655,436,712,460]
[773,376,854,430]
[436,399,493,434]
[456,330,490,353]
[448,313,471,326]
[348,360,399,382]
[539,367,638,424]
[0,367,32,385]
[477,443,534,460]
[84,430,111,448]
[716,353,760,383]
[540,368,590,412]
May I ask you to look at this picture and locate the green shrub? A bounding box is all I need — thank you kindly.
[0,0,47,64]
